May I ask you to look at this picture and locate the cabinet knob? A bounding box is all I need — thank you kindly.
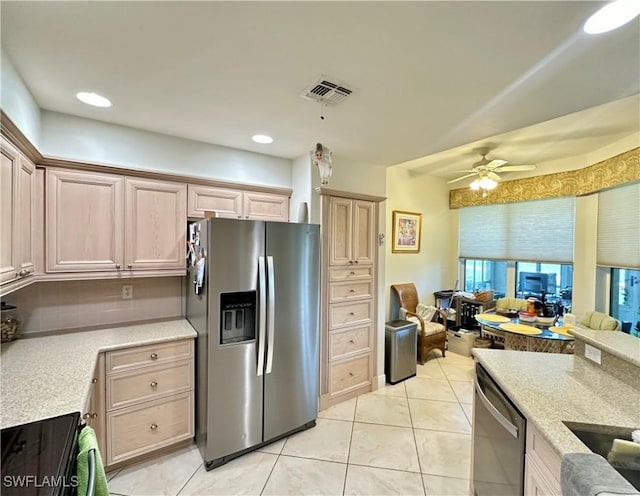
[92,378,98,384]
[245,215,249,219]
[350,271,356,275]
[150,353,158,360]
[127,263,133,268]
[91,413,98,419]
[237,215,242,219]
[349,339,355,344]
[349,289,355,293]
[348,260,354,265]
[150,381,158,388]
[354,260,359,264]
[349,372,354,377]
[150,423,158,430]
[115,264,121,269]
[349,312,355,316]
[82,413,91,420]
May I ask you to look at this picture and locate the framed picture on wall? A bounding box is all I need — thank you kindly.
[392,210,422,253]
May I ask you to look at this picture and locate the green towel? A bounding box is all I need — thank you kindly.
[76,426,108,496]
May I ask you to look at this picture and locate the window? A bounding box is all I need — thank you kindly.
[463,259,507,297]
[515,262,573,305]
[611,268,640,336]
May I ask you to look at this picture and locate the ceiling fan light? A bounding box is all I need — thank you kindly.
[469,179,481,191]
[583,0,640,34]
[479,177,498,190]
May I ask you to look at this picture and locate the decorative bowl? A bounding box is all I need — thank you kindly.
[518,311,537,322]
[536,316,556,325]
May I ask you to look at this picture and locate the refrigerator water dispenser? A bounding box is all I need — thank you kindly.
[220,291,256,345]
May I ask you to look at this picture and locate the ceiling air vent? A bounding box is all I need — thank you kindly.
[300,75,355,106]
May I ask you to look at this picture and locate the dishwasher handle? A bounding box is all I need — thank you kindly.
[475,380,519,438]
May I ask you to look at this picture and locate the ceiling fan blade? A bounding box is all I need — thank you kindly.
[486,159,508,168]
[487,171,501,182]
[447,173,477,184]
[451,169,476,173]
[496,164,537,172]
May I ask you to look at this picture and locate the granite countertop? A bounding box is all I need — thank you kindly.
[472,349,640,457]
[0,319,197,430]
[569,327,640,367]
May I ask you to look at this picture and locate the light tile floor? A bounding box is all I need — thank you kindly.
[108,351,474,496]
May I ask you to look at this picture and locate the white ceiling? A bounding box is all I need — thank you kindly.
[2,1,639,181]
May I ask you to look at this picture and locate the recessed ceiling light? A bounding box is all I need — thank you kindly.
[252,134,274,144]
[583,0,640,34]
[76,92,112,108]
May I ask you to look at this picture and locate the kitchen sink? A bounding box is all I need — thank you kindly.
[563,421,640,490]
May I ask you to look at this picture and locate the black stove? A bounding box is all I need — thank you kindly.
[1,412,81,496]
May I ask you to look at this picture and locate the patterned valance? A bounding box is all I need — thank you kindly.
[449,147,640,209]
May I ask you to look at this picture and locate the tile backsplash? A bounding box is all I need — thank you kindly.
[4,277,184,335]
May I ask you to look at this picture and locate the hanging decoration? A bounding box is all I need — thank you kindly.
[312,142,332,185]
[310,101,333,185]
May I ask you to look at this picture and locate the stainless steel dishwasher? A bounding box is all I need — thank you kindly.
[472,363,526,496]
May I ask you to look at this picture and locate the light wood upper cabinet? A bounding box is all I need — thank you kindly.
[187,185,242,219]
[47,169,125,272]
[1,140,19,284]
[328,197,375,266]
[188,184,289,221]
[243,191,289,221]
[1,138,36,285]
[47,168,186,273]
[125,178,186,270]
[352,200,375,265]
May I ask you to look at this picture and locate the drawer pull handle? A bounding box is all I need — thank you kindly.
[349,289,355,293]
[350,271,356,275]
[150,381,158,388]
[150,353,158,360]
[127,263,133,268]
[115,264,121,269]
[354,260,359,264]
[349,372,354,376]
[150,423,158,430]
[348,260,354,265]
[349,339,355,344]
[349,312,355,316]
[92,378,98,384]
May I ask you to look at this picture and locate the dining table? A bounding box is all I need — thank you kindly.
[474,313,575,353]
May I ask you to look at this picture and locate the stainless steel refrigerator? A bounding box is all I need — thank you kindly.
[186,218,320,470]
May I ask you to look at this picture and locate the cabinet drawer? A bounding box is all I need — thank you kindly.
[106,339,193,374]
[329,354,371,396]
[329,326,371,360]
[525,453,561,496]
[106,392,194,466]
[329,300,372,329]
[526,425,561,484]
[330,266,373,281]
[330,281,372,302]
[106,359,193,411]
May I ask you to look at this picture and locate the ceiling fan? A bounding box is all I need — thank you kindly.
[447,151,537,185]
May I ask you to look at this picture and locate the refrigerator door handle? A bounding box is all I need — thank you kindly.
[257,256,267,376]
[266,255,275,374]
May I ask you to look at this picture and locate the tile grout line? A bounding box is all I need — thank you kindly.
[341,394,358,495]
[174,460,202,496]
[259,444,284,496]
[406,379,428,496]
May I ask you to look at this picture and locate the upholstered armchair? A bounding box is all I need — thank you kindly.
[577,311,622,332]
[391,283,447,364]
[495,297,529,314]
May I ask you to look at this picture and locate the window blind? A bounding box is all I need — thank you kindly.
[597,182,640,269]
[459,197,575,263]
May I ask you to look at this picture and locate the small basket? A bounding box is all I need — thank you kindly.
[474,290,495,302]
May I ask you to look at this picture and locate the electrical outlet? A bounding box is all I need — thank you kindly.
[122,285,133,300]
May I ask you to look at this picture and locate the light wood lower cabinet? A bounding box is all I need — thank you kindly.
[103,339,195,468]
[524,425,562,496]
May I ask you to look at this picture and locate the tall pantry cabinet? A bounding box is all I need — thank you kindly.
[319,190,384,410]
